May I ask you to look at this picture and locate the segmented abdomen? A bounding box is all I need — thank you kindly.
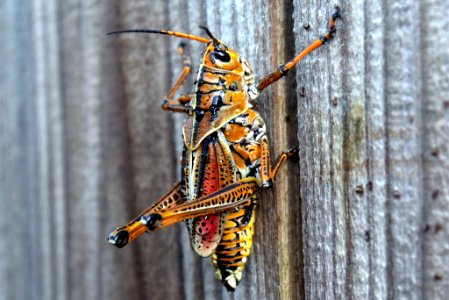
[213,196,256,291]
[211,109,264,290]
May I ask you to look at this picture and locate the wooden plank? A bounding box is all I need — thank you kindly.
[360,1,389,299]
[294,1,352,299]
[33,0,66,299]
[1,2,44,300]
[56,1,134,299]
[0,2,24,299]
[384,2,424,299]
[267,1,303,299]
[107,1,184,299]
[294,0,426,299]
[421,0,449,299]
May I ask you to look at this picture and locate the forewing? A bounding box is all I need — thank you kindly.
[190,212,229,257]
[189,133,235,257]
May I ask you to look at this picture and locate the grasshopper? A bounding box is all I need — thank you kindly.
[108,7,341,291]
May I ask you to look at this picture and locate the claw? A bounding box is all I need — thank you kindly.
[262,179,273,188]
[333,5,342,20]
[108,230,129,248]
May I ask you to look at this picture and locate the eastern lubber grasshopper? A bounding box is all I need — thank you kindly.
[108,7,341,291]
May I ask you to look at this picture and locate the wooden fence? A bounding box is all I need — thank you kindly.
[1,0,448,299]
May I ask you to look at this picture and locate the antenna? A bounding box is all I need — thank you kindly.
[107,29,210,44]
[198,26,220,45]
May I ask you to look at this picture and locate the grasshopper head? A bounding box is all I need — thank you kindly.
[199,26,245,73]
[202,42,245,73]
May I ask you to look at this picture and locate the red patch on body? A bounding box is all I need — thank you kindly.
[192,213,227,256]
[194,214,220,236]
[190,142,229,257]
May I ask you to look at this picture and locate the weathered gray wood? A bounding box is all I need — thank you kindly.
[2,0,449,299]
[421,0,449,299]
[384,2,424,299]
[295,1,378,299]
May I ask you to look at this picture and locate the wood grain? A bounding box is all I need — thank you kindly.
[1,0,449,299]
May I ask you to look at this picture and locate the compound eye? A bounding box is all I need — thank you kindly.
[213,50,231,62]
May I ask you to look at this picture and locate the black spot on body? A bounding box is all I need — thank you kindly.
[229,81,239,91]
[211,95,224,121]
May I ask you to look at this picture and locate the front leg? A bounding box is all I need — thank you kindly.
[161,43,193,113]
[161,94,192,113]
[108,182,184,248]
[257,6,341,92]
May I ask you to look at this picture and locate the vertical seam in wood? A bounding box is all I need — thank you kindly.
[417,1,426,296]
[382,0,393,298]
[326,4,338,300]
[284,1,303,299]
[361,0,374,299]
[339,3,352,298]
[56,1,72,298]
[413,2,424,295]
[329,104,338,300]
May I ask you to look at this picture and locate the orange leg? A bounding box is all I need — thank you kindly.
[257,6,341,92]
[270,147,299,178]
[108,182,184,248]
[161,43,193,113]
[161,95,192,112]
[259,137,299,187]
[140,178,259,231]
